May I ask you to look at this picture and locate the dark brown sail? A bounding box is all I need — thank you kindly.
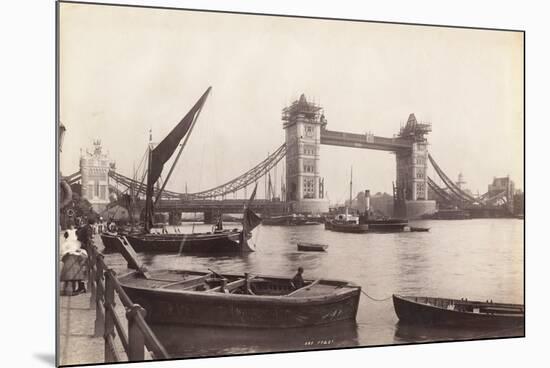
[242,184,262,234]
[243,208,262,233]
[145,87,211,230]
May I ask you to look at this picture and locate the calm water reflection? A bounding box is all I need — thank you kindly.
[103,218,524,357]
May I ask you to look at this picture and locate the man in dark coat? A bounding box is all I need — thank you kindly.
[76,218,95,248]
[291,267,304,289]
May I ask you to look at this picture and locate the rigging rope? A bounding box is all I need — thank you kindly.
[107,143,287,201]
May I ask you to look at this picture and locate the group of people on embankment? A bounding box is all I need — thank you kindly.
[59,218,96,296]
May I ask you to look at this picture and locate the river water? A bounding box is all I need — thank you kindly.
[101,218,524,358]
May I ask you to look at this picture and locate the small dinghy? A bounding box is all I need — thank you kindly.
[297,242,328,252]
[393,294,524,328]
[409,227,430,232]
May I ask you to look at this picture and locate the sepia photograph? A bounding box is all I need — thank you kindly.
[56,1,524,366]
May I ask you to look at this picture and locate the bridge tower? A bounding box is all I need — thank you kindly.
[394,114,435,218]
[80,140,114,213]
[282,94,329,214]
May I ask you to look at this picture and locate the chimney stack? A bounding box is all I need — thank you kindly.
[365,190,371,213]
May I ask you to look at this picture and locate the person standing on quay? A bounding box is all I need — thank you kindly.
[60,230,88,295]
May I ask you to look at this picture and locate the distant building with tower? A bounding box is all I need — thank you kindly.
[456,172,466,190]
[80,140,114,213]
[488,176,515,213]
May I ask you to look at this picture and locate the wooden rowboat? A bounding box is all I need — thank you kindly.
[393,294,524,328]
[114,235,361,328]
[119,269,361,328]
[297,242,328,252]
[409,227,430,232]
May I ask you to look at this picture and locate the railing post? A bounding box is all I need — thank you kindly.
[88,246,97,309]
[93,253,105,337]
[127,304,147,361]
[104,269,116,362]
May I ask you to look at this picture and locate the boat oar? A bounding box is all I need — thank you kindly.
[117,236,151,279]
[207,268,225,280]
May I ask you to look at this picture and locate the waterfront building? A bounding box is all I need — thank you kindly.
[80,140,114,213]
[352,191,394,217]
[488,176,516,213]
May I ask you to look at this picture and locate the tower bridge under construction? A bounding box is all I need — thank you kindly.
[62,94,515,222]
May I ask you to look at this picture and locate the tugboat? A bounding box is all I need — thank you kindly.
[324,209,370,233]
[325,203,411,233]
[325,168,413,233]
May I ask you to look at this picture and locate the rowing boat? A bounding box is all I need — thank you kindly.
[113,235,361,328]
[409,227,430,232]
[297,242,328,252]
[392,294,524,328]
[119,269,361,328]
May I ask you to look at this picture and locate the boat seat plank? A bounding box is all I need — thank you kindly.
[159,274,211,289]
[207,277,253,293]
[286,280,321,297]
[289,283,346,297]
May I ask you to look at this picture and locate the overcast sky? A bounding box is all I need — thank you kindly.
[59,3,523,202]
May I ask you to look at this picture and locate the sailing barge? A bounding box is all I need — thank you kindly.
[119,269,361,328]
[119,87,261,253]
[392,295,524,328]
[102,224,255,253]
[125,230,247,253]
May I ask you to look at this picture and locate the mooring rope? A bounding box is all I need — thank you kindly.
[361,289,393,302]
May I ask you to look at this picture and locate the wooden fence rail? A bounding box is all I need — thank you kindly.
[86,239,170,363]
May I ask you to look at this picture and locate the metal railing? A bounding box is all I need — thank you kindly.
[86,239,170,363]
